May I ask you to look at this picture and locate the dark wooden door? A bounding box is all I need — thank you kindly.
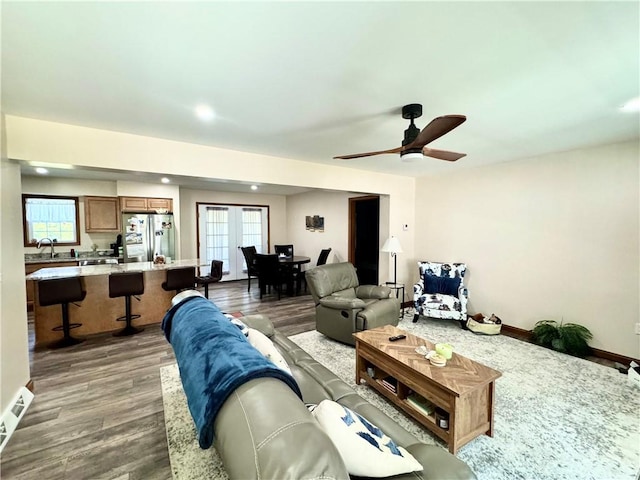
[348,196,380,285]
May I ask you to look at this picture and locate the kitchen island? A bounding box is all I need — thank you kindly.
[27,259,206,347]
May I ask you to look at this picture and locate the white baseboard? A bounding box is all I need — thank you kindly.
[0,386,34,453]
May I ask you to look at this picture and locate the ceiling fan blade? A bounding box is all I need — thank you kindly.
[422,147,466,162]
[406,114,466,149]
[334,146,402,159]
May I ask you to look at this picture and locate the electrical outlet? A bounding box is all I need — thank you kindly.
[635,323,640,335]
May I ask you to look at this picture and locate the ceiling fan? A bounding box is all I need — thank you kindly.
[334,103,466,162]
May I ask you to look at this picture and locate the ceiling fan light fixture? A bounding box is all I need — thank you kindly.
[400,151,423,162]
[620,97,640,113]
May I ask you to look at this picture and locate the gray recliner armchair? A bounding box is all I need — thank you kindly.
[305,262,400,345]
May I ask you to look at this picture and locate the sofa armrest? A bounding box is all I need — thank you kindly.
[356,285,391,299]
[240,314,275,338]
[357,297,400,330]
[458,285,469,300]
[320,296,367,310]
[215,378,349,479]
[413,279,424,299]
[404,443,477,480]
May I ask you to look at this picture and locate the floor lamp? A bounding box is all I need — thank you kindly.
[381,236,403,285]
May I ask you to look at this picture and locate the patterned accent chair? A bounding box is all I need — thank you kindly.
[413,261,468,324]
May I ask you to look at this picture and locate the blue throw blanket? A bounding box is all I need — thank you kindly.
[162,296,302,449]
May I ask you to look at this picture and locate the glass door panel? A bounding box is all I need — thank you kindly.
[198,204,268,281]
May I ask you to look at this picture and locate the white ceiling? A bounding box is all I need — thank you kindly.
[2,1,639,184]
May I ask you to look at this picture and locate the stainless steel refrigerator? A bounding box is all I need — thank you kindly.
[122,213,175,263]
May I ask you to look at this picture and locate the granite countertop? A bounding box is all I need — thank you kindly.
[26,259,206,280]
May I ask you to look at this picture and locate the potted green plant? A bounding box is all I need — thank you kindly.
[531,320,593,357]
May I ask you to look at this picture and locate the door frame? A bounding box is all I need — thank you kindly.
[195,201,271,278]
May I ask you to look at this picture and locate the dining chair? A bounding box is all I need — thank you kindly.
[240,246,259,292]
[275,244,302,293]
[297,247,332,293]
[317,248,332,266]
[196,259,224,298]
[274,244,294,258]
[255,253,290,300]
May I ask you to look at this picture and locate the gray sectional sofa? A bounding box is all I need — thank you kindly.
[168,293,476,479]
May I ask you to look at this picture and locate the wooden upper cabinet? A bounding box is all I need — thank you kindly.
[120,196,149,212]
[147,197,173,212]
[120,196,173,213]
[84,196,121,232]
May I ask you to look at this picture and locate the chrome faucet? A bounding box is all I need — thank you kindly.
[37,237,56,258]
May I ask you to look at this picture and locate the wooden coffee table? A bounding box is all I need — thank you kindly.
[354,325,501,454]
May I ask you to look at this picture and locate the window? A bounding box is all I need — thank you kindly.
[22,195,80,246]
[204,207,230,269]
[241,208,264,253]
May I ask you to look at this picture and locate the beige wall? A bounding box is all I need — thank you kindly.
[6,116,416,286]
[414,141,639,358]
[285,190,355,265]
[285,190,393,284]
[1,117,31,413]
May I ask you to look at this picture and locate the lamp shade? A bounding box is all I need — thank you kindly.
[381,236,403,254]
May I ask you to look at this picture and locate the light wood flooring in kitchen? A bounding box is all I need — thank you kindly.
[1,281,316,480]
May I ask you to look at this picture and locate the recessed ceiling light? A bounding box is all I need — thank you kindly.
[195,104,215,121]
[620,97,640,113]
[161,177,170,184]
[250,185,258,191]
[35,167,48,174]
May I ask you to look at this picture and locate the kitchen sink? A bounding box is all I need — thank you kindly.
[80,259,119,266]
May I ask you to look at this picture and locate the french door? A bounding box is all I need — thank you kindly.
[197,204,268,280]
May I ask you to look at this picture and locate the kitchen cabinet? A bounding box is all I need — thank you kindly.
[84,196,121,232]
[120,196,173,213]
[147,197,172,211]
[25,261,77,311]
[120,196,148,212]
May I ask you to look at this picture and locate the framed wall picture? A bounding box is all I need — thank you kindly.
[306,215,324,232]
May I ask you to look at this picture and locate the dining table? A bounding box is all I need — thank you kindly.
[278,255,310,295]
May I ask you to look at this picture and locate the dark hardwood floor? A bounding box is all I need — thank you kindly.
[3,279,618,479]
[1,280,316,479]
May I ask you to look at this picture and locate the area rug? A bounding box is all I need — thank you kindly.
[160,313,640,480]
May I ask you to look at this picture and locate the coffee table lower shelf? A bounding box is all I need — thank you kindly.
[362,371,450,445]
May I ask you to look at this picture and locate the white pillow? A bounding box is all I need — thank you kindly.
[311,400,422,477]
[246,328,292,375]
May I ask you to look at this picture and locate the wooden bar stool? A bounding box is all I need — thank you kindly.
[162,266,196,295]
[38,277,86,348]
[109,271,145,336]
